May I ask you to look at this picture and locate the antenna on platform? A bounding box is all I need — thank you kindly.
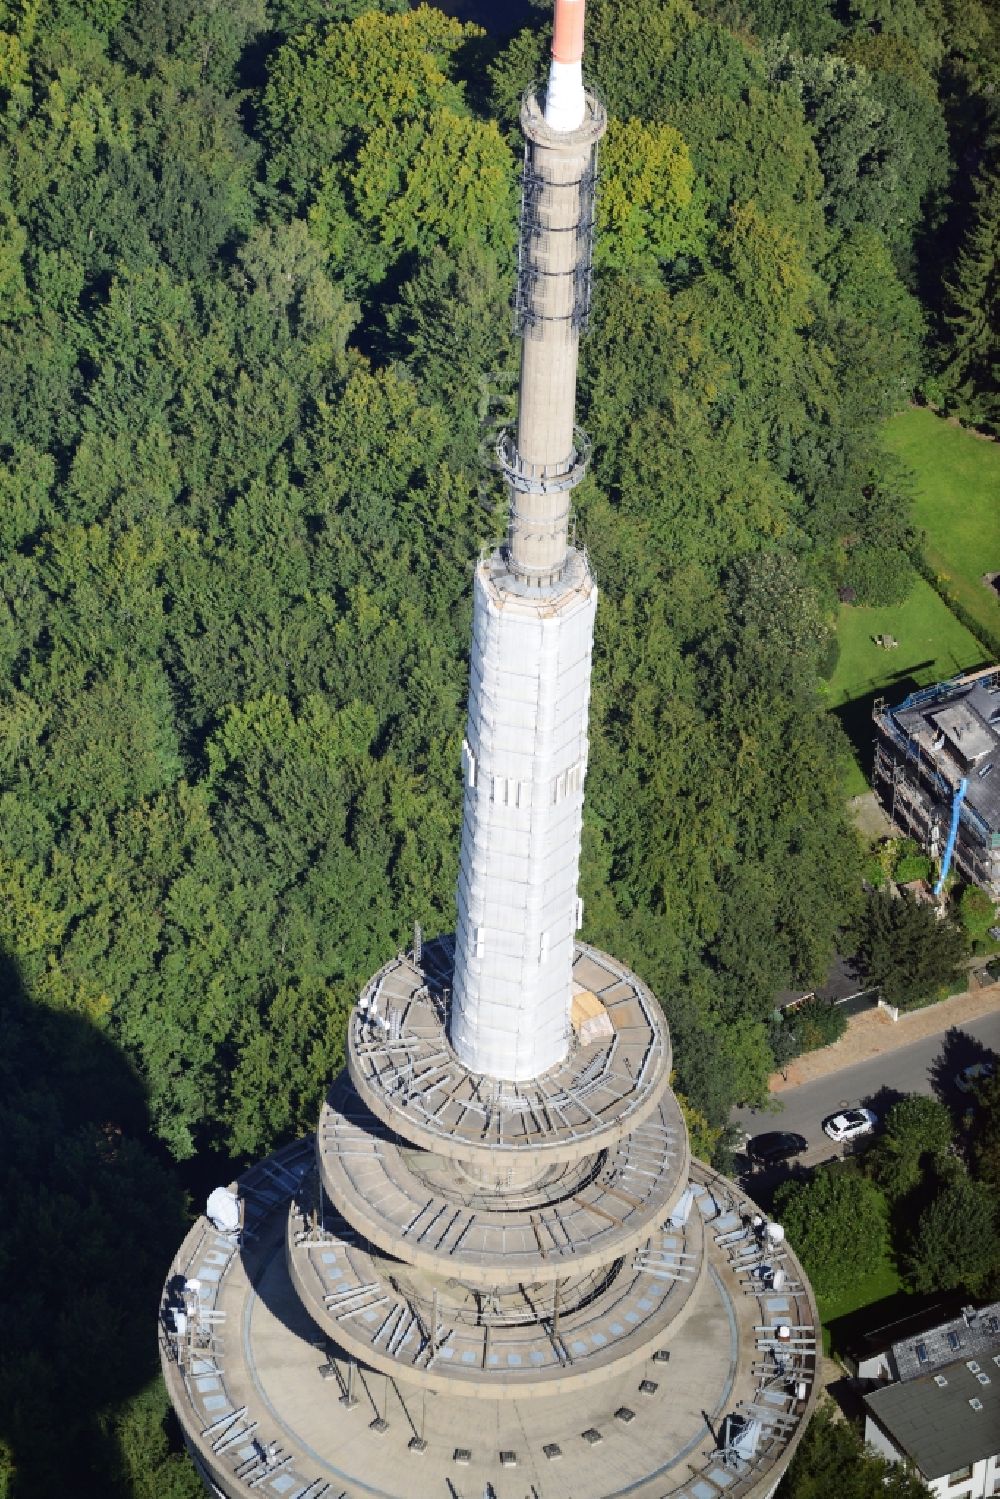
[207,1186,241,1236]
[718,1413,763,1471]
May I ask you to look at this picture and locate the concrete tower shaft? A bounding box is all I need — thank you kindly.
[503,92,605,584]
[160,10,821,1492]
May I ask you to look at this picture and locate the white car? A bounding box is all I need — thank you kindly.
[956,1062,995,1093]
[822,1107,877,1143]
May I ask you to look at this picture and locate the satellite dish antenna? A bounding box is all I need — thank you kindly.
[771,1267,786,1292]
[184,1278,202,1299]
[207,1186,240,1234]
[776,1323,792,1342]
[766,1221,785,1245]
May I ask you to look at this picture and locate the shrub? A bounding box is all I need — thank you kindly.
[817,632,840,681]
[957,884,997,945]
[892,837,931,884]
[795,999,848,1052]
[843,543,912,606]
[894,852,932,883]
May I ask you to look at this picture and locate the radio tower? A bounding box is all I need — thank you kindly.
[159,6,819,1496]
[450,0,605,1084]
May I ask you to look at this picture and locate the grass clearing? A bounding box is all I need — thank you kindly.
[822,575,987,793]
[817,1257,904,1356]
[825,574,987,710]
[884,407,1000,647]
[817,1257,903,1323]
[823,405,998,793]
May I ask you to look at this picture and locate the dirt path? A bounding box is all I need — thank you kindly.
[770,980,1000,1092]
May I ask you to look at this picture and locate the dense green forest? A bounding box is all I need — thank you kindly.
[0,0,997,1491]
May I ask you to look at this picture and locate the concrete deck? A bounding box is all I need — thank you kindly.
[161,1150,819,1499]
[287,1175,707,1396]
[318,1072,690,1285]
[348,939,671,1164]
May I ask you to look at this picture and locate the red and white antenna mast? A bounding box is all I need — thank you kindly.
[545,0,587,131]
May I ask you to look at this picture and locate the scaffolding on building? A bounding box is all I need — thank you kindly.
[871,669,1000,898]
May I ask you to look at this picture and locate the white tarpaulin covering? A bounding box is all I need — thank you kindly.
[450,557,597,1080]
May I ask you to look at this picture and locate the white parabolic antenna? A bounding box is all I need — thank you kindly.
[766,1221,785,1246]
[207,1186,240,1233]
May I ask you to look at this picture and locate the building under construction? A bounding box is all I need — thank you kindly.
[159,4,820,1494]
[873,666,1000,900]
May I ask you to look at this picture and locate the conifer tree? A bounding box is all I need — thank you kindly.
[940,156,1000,432]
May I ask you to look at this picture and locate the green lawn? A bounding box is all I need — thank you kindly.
[884,407,1000,647]
[823,407,998,795]
[826,574,987,710]
[823,574,987,795]
[817,1257,904,1355]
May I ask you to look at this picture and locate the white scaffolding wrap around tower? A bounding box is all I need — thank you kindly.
[450,556,597,1079]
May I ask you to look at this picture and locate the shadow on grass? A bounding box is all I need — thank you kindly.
[824,1288,966,1364]
[831,669,935,786]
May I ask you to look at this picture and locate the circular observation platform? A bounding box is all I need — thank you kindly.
[287,1174,707,1397]
[347,939,671,1167]
[317,1073,690,1285]
[160,1145,820,1499]
[521,82,607,152]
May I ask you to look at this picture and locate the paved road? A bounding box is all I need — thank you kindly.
[732,1010,1000,1173]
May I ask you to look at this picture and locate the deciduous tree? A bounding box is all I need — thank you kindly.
[867,1094,955,1201]
[773,1169,890,1297]
[903,1172,999,1294]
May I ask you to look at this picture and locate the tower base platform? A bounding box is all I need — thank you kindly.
[161,1146,818,1499]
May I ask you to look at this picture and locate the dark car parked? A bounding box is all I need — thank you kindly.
[746,1131,808,1169]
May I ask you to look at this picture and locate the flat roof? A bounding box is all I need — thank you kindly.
[932,704,994,763]
[890,674,1000,832]
[866,1357,1000,1480]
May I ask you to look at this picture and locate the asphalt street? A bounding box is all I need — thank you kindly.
[731,1009,1000,1175]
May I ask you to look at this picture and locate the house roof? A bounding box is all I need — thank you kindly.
[893,1302,1000,1382]
[932,703,994,764]
[892,675,1000,832]
[865,1355,1000,1480]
